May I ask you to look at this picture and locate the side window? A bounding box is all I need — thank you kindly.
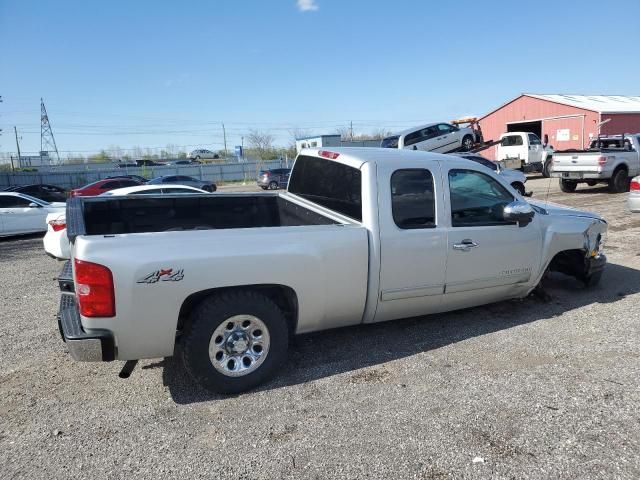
[101,181,120,190]
[120,180,139,188]
[437,124,453,133]
[391,169,436,229]
[422,126,439,140]
[404,130,422,146]
[164,176,177,182]
[528,134,542,145]
[448,169,514,227]
[163,188,192,194]
[502,135,523,147]
[0,196,31,208]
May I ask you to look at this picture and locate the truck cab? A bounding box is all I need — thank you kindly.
[497,132,552,174]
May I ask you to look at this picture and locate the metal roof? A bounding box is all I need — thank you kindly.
[525,94,640,113]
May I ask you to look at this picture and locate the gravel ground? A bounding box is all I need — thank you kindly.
[1,177,639,479]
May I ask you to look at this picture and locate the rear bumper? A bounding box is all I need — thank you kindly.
[551,171,608,180]
[56,261,115,362]
[58,294,115,362]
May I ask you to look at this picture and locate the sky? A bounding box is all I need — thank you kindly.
[1,0,639,158]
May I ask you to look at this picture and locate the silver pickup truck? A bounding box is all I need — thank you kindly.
[56,148,607,393]
[552,134,640,193]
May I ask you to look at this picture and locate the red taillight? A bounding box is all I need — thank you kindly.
[74,259,115,317]
[48,218,66,232]
[598,155,608,166]
[631,179,640,191]
[70,190,79,197]
[318,150,340,160]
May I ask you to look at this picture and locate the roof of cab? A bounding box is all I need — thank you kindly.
[299,147,449,169]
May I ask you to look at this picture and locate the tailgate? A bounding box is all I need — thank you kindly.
[552,152,601,172]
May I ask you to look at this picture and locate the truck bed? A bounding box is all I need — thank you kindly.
[67,193,340,238]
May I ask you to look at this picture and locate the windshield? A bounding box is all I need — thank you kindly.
[381,136,399,148]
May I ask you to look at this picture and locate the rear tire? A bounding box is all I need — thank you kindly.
[268,181,278,190]
[560,179,578,193]
[608,168,629,193]
[202,185,213,192]
[182,291,289,394]
[511,182,526,196]
[461,135,474,152]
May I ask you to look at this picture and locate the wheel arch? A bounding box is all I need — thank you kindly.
[177,284,299,337]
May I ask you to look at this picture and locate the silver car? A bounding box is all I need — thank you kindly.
[450,152,528,196]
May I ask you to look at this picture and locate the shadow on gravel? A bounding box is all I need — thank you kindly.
[0,234,45,261]
[162,262,640,404]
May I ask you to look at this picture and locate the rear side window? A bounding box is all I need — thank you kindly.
[502,135,523,146]
[391,169,436,229]
[288,155,362,221]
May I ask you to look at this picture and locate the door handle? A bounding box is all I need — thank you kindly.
[453,239,479,252]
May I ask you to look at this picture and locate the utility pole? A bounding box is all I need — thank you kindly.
[222,123,228,158]
[350,120,353,142]
[13,126,21,171]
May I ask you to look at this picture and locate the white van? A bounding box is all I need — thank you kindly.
[497,132,553,175]
[381,122,476,153]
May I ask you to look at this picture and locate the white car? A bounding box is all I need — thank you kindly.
[628,176,640,212]
[0,192,65,237]
[381,122,476,153]
[450,152,528,196]
[187,149,219,161]
[43,184,209,260]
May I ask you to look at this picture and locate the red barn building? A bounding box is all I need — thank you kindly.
[479,94,640,160]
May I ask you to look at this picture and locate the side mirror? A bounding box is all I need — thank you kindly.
[503,200,534,227]
[28,202,41,208]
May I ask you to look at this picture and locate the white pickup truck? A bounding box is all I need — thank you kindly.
[56,148,607,393]
[551,134,640,193]
[497,132,554,176]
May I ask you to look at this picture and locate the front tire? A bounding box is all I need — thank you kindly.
[542,157,552,178]
[182,291,289,394]
[461,135,474,152]
[609,168,629,193]
[560,179,577,193]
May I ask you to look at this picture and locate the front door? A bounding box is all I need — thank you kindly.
[0,196,46,234]
[527,133,544,164]
[442,167,541,310]
[372,165,447,323]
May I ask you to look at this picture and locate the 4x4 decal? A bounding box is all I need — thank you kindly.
[137,268,184,284]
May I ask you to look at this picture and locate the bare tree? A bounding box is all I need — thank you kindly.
[334,126,351,141]
[246,129,275,160]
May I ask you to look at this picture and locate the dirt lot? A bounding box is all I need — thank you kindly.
[1,177,639,479]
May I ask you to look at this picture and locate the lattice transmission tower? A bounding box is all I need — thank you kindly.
[40,98,60,164]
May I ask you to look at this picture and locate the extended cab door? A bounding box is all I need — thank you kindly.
[372,165,447,323]
[441,167,541,309]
